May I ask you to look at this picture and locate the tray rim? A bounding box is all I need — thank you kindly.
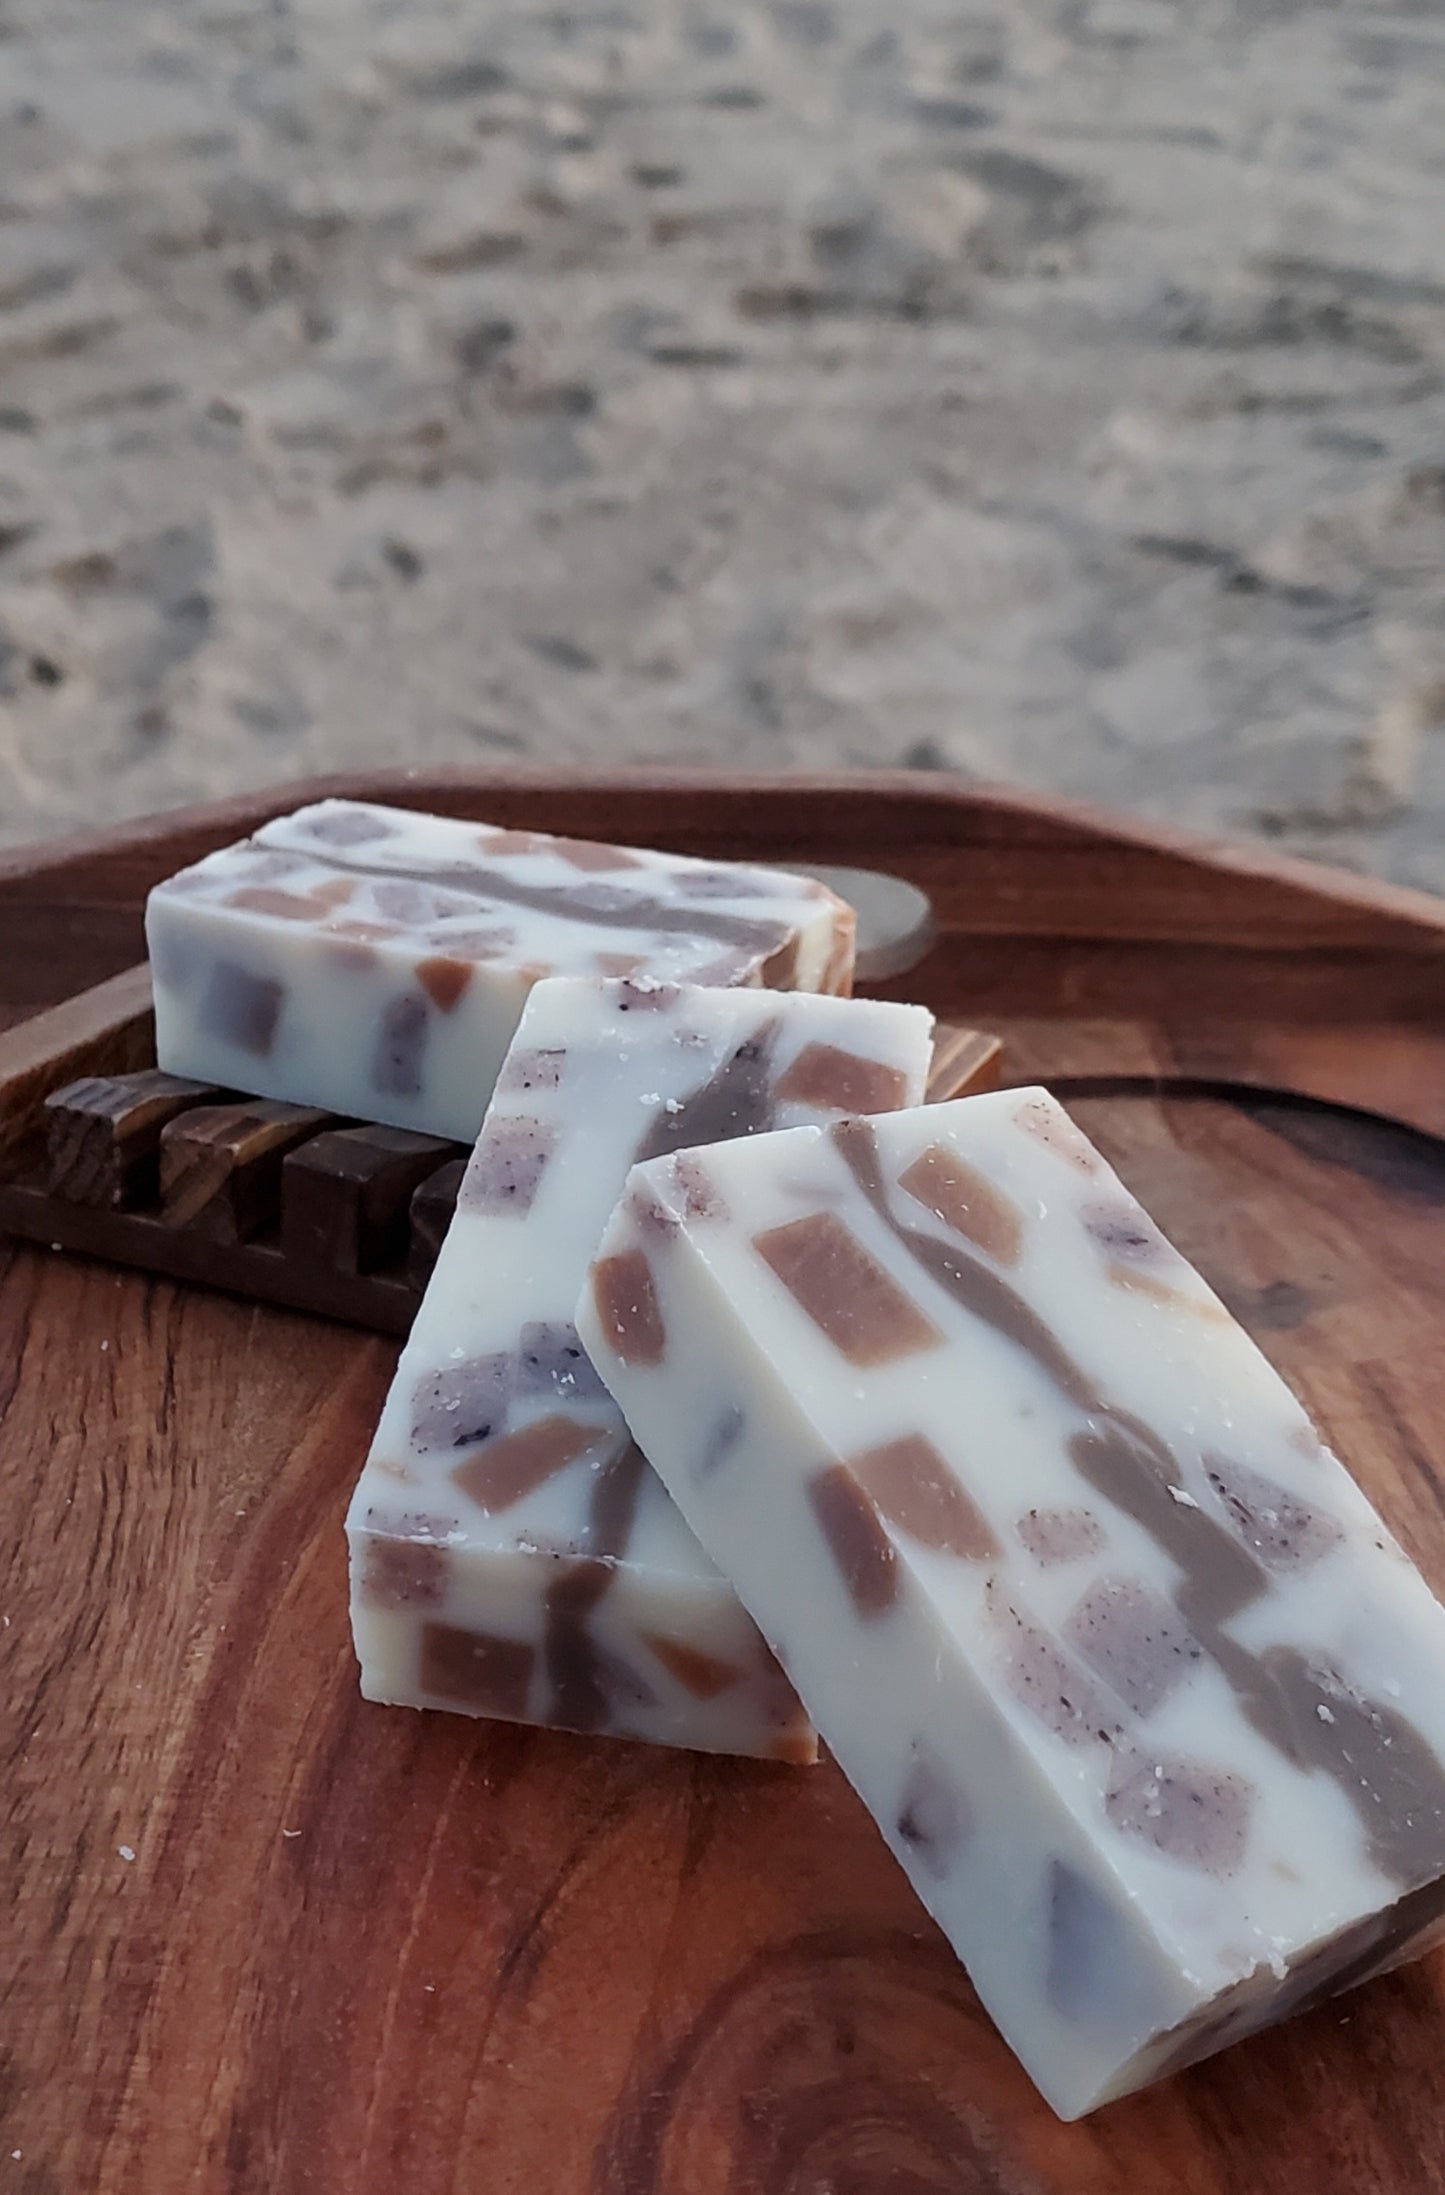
[4,768,1445,948]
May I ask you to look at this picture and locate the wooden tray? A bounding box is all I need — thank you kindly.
[5,771,1445,2195]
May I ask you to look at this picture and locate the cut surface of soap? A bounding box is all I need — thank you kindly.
[348,975,934,1759]
[146,800,855,1141]
[577,1087,1445,2114]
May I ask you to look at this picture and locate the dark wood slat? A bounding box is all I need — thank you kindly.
[159,1100,334,1241]
[46,1069,224,1208]
[282,1127,460,1274]
[406,1155,468,1286]
[0,1181,420,1335]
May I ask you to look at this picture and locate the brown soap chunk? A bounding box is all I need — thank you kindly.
[590,1249,666,1366]
[159,1100,332,1241]
[775,1041,911,1117]
[360,1536,449,1612]
[415,955,474,1012]
[282,1125,459,1273]
[769,1722,822,1766]
[808,1464,899,1617]
[1012,1095,1099,1175]
[197,959,285,1057]
[478,827,550,857]
[419,1622,535,1719]
[898,1144,1024,1268]
[758,930,802,990]
[452,1414,607,1512]
[408,1156,466,1283]
[45,1070,223,1209]
[641,1631,743,1699]
[819,907,857,997]
[848,1433,1000,1559]
[227,887,333,922]
[560,839,642,872]
[753,1212,943,1367]
[756,1676,818,1760]
[459,1117,557,1217]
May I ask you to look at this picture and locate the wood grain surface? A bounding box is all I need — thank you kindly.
[4,773,1445,2195]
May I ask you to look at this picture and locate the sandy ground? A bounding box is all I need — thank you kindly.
[0,0,1443,884]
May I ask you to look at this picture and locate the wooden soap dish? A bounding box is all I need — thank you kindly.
[0,960,1002,1334]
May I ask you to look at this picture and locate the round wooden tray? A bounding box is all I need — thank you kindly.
[5,772,1445,2195]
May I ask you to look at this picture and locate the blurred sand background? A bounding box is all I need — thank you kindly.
[0,0,1443,882]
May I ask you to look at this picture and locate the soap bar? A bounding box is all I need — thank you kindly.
[146,801,854,1142]
[578,1087,1445,2114]
[347,975,934,1760]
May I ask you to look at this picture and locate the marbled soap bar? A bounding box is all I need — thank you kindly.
[578,1087,1445,2114]
[146,800,854,1142]
[348,975,934,1759]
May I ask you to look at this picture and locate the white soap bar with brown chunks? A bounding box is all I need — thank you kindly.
[578,1086,1445,2116]
[348,973,934,1760]
[146,800,855,1142]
